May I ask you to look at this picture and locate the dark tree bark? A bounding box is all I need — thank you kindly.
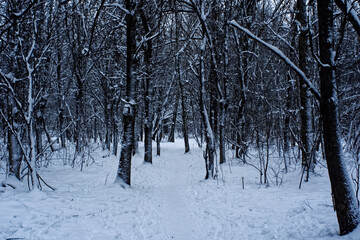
[317,0,359,235]
[74,75,84,156]
[180,81,190,153]
[199,38,215,179]
[232,1,255,162]
[174,2,190,154]
[140,2,154,163]
[234,34,248,162]
[283,75,292,173]
[219,11,229,165]
[104,95,111,151]
[297,0,314,181]
[7,100,22,180]
[35,100,45,162]
[117,0,137,186]
[112,120,119,156]
[156,131,161,156]
[66,3,88,161]
[56,46,66,149]
[168,85,179,143]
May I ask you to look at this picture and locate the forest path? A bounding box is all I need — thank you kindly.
[1,140,347,240]
[159,146,199,240]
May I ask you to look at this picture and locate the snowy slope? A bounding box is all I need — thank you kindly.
[1,140,360,240]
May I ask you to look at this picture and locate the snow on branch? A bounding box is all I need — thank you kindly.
[335,0,360,38]
[229,20,321,102]
[105,3,131,15]
[135,32,160,56]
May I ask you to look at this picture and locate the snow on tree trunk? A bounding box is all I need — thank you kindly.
[140,3,154,164]
[25,38,40,190]
[199,38,215,179]
[117,0,137,186]
[297,0,314,181]
[317,0,359,234]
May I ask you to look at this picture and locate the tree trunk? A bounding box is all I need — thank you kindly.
[234,32,248,162]
[297,0,313,181]
[56,48,66,149]
[141,4,154,163]
[168,86,179,142]
[283,76,291,173]
[220,9,229,165]
[112,122,118,156]
[180,81,190,153]
[317,0,359,234]
[7,94,22,179]
[219,101,226,164]
[8,131,22,180]
[75,76,84,155]
[174,2,189,154]
[156,130,162,156]
[199,38,215,179]
[59,105,66,148]
[35,100,46,164]
[132,106,139,156]
[117,0,137,186]
[144,111,153,162]
[105,99,111,151]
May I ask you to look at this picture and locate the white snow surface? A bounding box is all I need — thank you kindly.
[1,140,360,240]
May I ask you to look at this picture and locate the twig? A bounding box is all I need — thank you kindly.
[229,20,321,101]
[37,173,55,191]
[105,173,110,186]
[6,183,16,189]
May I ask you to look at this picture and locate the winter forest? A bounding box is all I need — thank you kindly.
[0,0,360,239]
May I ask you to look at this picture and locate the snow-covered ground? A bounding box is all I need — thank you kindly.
[1,140,360,240]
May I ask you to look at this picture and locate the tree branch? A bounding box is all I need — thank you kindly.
[335,0,360,39]
[229,20,321,102]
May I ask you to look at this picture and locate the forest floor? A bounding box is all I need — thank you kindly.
[1,139,360,240]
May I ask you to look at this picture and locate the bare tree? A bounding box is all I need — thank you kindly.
[317,0,359,234]
[117,0,138,186]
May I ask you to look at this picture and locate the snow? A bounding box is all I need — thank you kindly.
[1,140,360,239]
